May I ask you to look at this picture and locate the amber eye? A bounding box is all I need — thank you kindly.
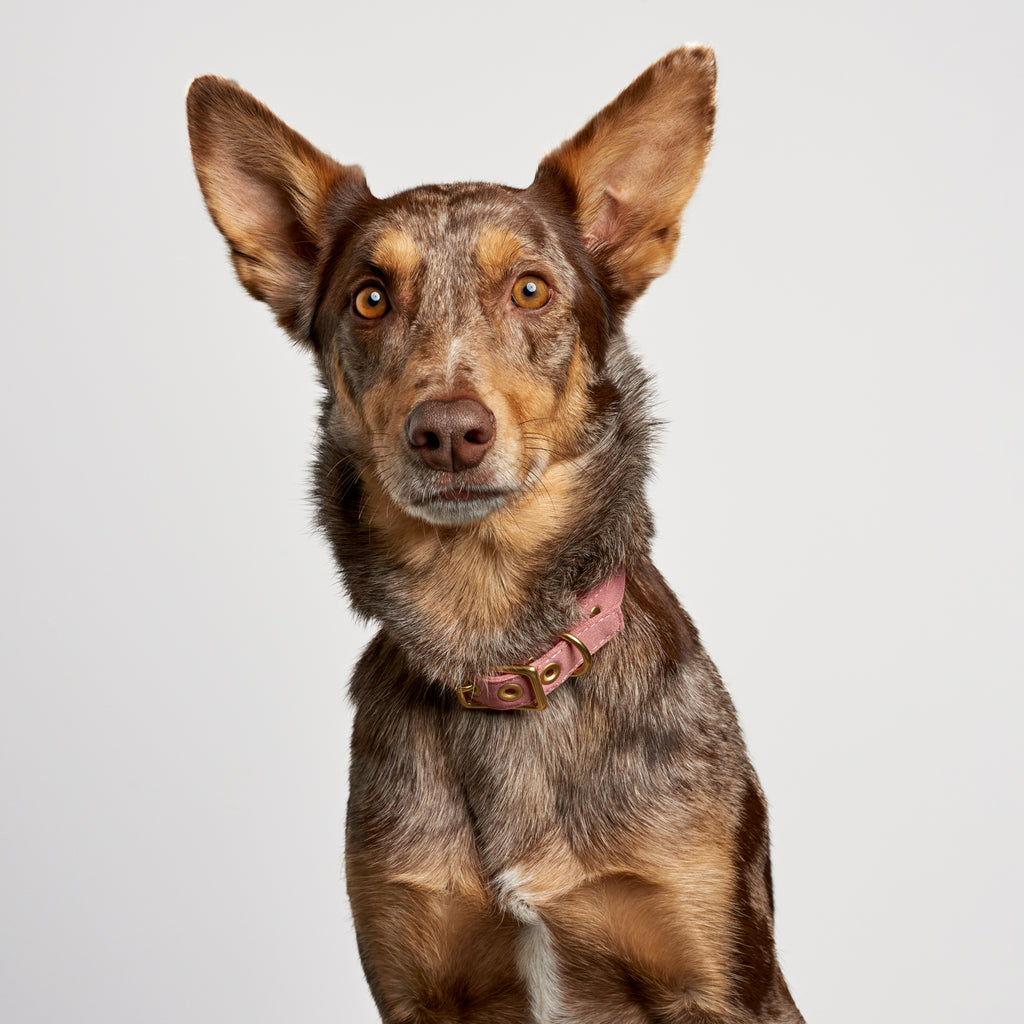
[354,284,389,319]
[511,275,550,310]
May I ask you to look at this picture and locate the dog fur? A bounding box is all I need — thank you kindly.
[187,46,804,1024]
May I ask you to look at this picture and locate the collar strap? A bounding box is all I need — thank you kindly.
[457,572,626,710]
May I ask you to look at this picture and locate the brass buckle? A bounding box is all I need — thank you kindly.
[457,664,549,710]
[457,632,595,710]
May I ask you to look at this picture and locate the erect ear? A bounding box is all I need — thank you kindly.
[533,46,716,306]
[186,75,370,341]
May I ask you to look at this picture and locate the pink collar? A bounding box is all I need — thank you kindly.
[457,572,626,710]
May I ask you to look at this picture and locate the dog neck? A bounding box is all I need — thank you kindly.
[313,345,656,684]
[458,572,627,709]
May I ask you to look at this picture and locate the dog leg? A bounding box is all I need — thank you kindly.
[348,865,529,1024]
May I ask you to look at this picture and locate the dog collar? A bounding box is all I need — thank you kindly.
[456,572,626,710]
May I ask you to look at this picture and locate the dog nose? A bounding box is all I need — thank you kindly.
[406,398,496,472]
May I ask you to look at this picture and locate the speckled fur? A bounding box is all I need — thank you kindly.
[187,46,803,1024]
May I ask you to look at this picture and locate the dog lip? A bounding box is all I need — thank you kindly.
[416,486,510,504]
[404,485,514,525]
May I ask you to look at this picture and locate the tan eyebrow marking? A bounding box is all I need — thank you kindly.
[474,226,526,280]
[370,229,420,280]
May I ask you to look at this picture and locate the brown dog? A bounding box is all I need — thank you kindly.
[187,46,803,1024]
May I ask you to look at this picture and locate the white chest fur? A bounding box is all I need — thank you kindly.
[493,869,564,1024]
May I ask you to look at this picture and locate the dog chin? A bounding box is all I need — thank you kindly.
[405,491,511,526]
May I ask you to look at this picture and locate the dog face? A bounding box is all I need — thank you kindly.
[312,183,602,526]
[187,48,715,531]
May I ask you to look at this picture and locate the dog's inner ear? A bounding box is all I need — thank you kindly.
[186,76,369,341]
[533,46,716,305]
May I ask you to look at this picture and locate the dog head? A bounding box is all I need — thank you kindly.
[187,49,715,532]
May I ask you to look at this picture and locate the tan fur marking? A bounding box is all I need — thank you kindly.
[359,833,484,900]
[353,339,593,638]
[349,848,529,1022]
[542,343,591,456]
[474,226,525,281]
[370,228,421,281]
[327,365,363,432]
[361,462,577,636]
[504,818,738,1017]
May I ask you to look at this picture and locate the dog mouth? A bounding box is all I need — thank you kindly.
[426,485,508,502]
[407,482,514,523]
[379,445,547,526]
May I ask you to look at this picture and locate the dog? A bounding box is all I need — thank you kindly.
[187,46,803,1024]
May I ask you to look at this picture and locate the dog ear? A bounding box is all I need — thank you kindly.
[534,46,716,305]
[186,76,370,342]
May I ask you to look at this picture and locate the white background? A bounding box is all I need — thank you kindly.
[2,1,1021,1021]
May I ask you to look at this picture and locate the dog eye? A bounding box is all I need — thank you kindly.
[511,275,550,310]
[354,285,390,319]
